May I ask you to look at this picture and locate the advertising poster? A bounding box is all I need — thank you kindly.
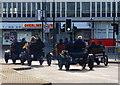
[3,32,17,45]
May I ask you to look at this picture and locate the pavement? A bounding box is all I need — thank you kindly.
[0,46,51,85]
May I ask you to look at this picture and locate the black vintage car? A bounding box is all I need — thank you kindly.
[4,49,26,64]
[58,50,94,70]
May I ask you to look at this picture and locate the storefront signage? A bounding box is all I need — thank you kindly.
[23,24,53,28]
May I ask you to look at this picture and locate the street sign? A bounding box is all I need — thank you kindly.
[44,24,50,33]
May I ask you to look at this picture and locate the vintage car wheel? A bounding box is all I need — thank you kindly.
[39,61,43,65]
[5,54,9,63]
[82,63,86,69]
[103,55,108,66]
[12,59,16,64]
[96,61,100,65]
[88,55,94,70]
[28,59,32,66]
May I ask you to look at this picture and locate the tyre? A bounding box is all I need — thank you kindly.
[103,55,108,66]
[5,54,9,63]
[96,61,100,65]
[12,59,16,64]
[82,63,86,69]
[88,55,94,70]
[47,60,51,66]
[28,60,32,66]
[39,61,43,65]
[21,56,26,65]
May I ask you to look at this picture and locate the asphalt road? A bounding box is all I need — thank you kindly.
[2,59,118,84]
[0,47,119,84]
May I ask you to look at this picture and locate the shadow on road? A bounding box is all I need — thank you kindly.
[58,68,94,73]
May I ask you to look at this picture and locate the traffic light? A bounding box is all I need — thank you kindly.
[111,23,119,35]
[65,19,72,32]
[56,22,60,34]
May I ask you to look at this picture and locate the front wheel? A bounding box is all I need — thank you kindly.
[12,59,16,64]
[103,55,108,66]
[88,55,94,70]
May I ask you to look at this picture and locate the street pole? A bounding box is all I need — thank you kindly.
[42,1,44,41]
[113,0,115,47]
[52,0,56,56]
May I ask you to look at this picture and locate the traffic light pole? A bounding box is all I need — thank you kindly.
[113,1,115,47]
[53,1,56,56]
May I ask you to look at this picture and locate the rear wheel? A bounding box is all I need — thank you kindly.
[103,55,108,66]
[88,55,94,70]
[5,54,9,63]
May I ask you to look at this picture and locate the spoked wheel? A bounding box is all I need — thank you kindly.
[88,55,94,70]
[103,55,108,66]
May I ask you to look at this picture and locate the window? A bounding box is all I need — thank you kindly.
[77,2,80,17]
[8,3,11,17]
[82,2,90,17]
[18,3,21,17]
[112,2,116,17]
[13,3,17,17]
[118,2,120,17]
[37,2,40,10]
[57,2,60,17]
[32,2,36,17]
[92,2,95,17]
[27,3,31,17]
[22,2,26,17]
[102,2,106,17]
[67,2,75,17]
[3,3,7,17]
[62,2,65,17]
[97,2,100,17]
[46,2,50,17]
[107,2,111,17]
[0,3,1,17]
[52,2,55,17]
